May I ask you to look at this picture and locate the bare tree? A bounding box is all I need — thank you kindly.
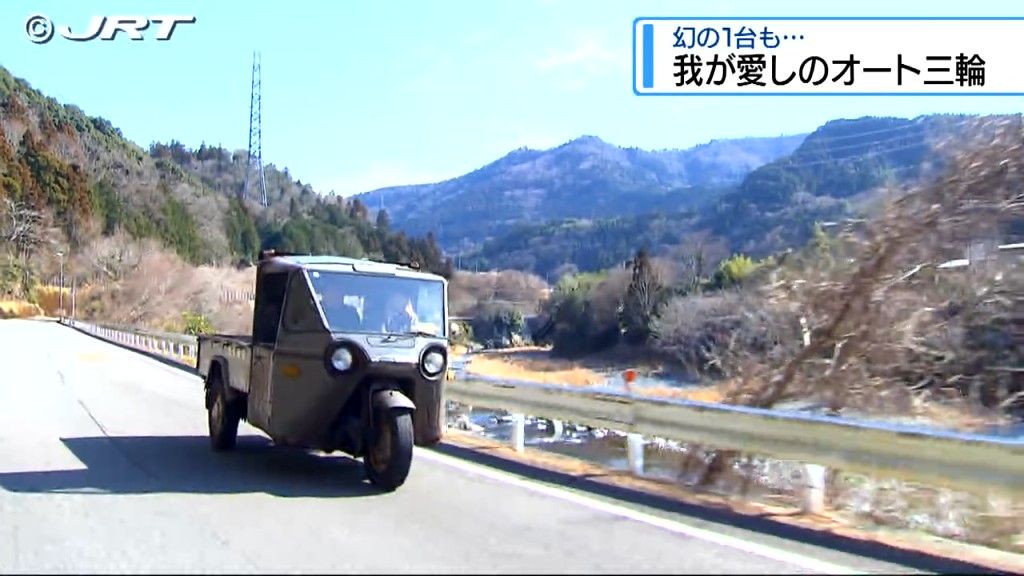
[739,115,1024,413]
[652,290,800,380]
[677,116,1024,488]
[0,197,45,259]
[665,231,730,292]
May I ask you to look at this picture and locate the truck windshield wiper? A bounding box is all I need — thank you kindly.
[380,330,438,341]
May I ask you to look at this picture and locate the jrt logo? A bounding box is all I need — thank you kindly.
[25,14,197,44]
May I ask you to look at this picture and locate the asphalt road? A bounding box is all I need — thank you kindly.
[0,320,978,574]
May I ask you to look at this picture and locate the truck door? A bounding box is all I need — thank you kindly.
[249,270,289,431]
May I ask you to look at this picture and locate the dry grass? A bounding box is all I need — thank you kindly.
[466,353,607,386]
[634,384,727,403]
[30,285,69,316]
[0,300,44,319]
[465,346,727,402]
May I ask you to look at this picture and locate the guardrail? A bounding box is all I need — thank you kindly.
[221,289,255,303]
[59,317,1024,513]
[63,318,199,364]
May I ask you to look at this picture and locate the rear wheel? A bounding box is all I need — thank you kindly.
[364,409,414,491]
[208,377,241,451]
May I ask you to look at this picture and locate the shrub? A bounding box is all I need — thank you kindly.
[709,254,759,290]
[181,311,214,335]
[651,290,800,380]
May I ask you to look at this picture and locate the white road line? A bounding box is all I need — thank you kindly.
[417,449,865,575]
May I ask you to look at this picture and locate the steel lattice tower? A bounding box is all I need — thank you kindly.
[243,52,268,206]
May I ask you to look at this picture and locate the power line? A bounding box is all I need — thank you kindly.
[796,117,973,146]
[764,124,1000,173]
[776,141,933,170]
[782,127,942,159]
[793,115,1022,155]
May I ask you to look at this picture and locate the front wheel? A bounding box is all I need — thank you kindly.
[364,409,414,491]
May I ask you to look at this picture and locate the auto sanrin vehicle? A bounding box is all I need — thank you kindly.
[196,250,450,491]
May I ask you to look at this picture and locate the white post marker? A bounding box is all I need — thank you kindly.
[802,464,827,515]
[511,412,525,452]
[627,433,645,476]
[799,316,828,515]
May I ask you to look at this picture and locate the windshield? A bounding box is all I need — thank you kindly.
[307,269,446,337]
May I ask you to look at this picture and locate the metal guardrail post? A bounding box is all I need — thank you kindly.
[550,419,564,437]
[802,464,827,515]
[627,433,645,476]
[511,413,525,452]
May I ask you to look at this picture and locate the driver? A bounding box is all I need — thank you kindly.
[383,291,419,334]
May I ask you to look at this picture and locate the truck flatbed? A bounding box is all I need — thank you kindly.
[197,333,253,393]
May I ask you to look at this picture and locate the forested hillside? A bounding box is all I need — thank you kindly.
[698,114,1004,256]
[461,114,1014,278]
[354,134,806,252]
[460,211,702,281]
[0,65,452,301]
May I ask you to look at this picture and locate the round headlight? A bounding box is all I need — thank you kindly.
[330,347,353,372]
[422,350,445,376]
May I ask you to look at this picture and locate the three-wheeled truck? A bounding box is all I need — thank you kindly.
[196,251,449,491]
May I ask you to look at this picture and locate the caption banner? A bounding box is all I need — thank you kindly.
[632,17,1023,95]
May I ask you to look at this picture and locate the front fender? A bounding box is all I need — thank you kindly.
[371,389,416,412]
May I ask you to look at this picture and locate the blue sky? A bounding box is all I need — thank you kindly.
[1,0,1021,196]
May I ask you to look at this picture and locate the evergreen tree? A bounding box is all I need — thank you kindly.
[375,208,391,230]
[348,198,368,221]
[621,248,664,345]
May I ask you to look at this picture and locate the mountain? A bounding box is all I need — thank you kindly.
[0,65,452,298]
[699,113,1014,256]
[353,133,807,253]
[460,114,1018,279]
